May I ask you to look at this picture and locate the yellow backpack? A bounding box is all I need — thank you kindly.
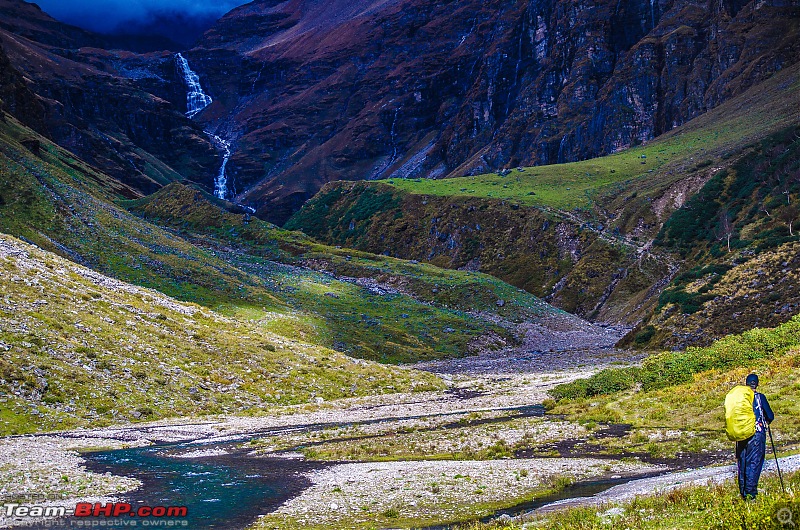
[725,385,756,441]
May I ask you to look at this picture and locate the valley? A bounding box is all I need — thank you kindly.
[1,0,800,528]
[3,315,800,529]
[289,62,800,348]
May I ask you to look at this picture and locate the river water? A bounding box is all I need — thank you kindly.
[15,406,674,529]
[76,440,325,529]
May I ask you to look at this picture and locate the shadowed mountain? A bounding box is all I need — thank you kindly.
[2,0,796,224]
[178,0,799,223]
[0,0,220,195]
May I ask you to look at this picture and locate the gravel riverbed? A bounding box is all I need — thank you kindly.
[1,338,651,530]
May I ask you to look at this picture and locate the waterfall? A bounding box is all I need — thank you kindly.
[650,0,658,30]
[176,53,212,118]
[208,134,231,201]
[557,134,569,163]
[505,28,526,118]
[371,107,401,180]
[175,54,232,201]
[389,108,400,163]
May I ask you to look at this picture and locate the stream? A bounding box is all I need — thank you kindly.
[55,438,658,530]
[76,439,325,529]
[10,403,684,530]
[421,474,662,530]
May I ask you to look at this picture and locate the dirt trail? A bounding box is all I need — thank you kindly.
[532,454,800,516]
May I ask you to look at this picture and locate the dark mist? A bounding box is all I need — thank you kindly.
[31,0,248,48]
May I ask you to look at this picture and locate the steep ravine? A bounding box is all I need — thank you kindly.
[286,182,673,326]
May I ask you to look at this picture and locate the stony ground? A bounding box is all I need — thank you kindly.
[0,325,792,529]
[0,331,642,529]
[262,458,657,529]
[0,435,141,528]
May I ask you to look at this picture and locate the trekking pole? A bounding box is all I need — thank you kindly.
[767,424,786,494]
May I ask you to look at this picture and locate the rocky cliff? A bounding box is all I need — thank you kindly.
[1,0,796,221]
[287,63,800,343]
[185,0,799,223]
[0,0,219,196]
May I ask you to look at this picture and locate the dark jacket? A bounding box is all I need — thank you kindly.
[753,392,774,432]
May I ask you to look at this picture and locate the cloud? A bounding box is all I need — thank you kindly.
[33,0,248,35]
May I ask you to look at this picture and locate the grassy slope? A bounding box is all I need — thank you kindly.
[471,470,799,529]
[383,63,800,214]
[0,111,568,365]
[548,314,800,462]
[289,65,800,341]
[286,179,673,323]
[0,234,441,436]
[126,182,565,362]
[626,124,800,349]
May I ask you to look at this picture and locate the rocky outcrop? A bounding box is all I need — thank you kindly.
[185,0,799,223]
[0,43,45,130]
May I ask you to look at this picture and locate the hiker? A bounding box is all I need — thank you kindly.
[734,373,775,499]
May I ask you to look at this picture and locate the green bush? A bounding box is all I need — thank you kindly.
[551,368,637,400]
[657,288,715,314]
[550,314,800,400]
[634,325,656,345]
[550,378,590,401]
[586,369,637,396]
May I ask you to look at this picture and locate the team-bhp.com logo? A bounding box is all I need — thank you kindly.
[74,504,187,518]
[4,502,189,527]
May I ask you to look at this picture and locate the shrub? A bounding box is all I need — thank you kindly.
[550,368,637,400]
[550,378,590,401]
[136,406,154,417]
[634,325,656,345]
[541,398,557,410]
[550,314,800,400]
[586,368,637,396]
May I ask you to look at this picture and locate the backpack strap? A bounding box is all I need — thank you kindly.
[754,392,766,431]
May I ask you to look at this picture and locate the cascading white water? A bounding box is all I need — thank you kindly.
[175,53,231,201]
[389,107,400,163]
[208,133,231,201]
[176,53,213,118]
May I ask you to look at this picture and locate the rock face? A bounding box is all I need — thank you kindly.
[0,0,219,196]
[0,0,797,219]
[186,0,799,223]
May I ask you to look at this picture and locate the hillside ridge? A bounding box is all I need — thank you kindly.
[288,64,800,347]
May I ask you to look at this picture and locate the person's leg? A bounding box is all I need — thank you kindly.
[744,431,767,498]
[736,440,748,498]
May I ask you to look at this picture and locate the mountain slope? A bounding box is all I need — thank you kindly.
[184,0,799,223]
[0,233,441,436]
[287,64,800,343]
[0,107,602,366]
[0,0,219,194]
[1,0,796,224]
